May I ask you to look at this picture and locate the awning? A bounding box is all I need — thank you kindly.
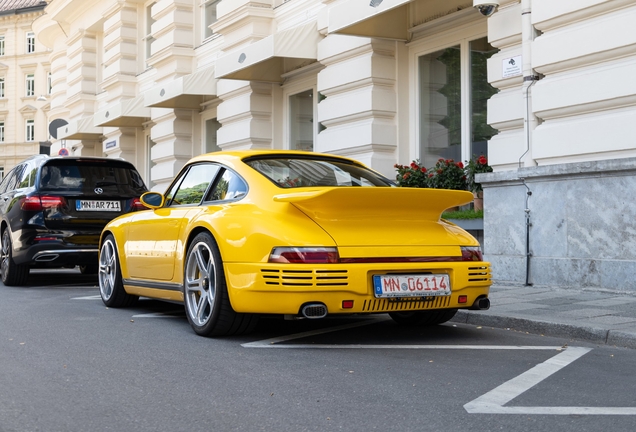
[215,22,322,82]
[94,95,151,127]
[144,65,217,109]
[328,0,412,41]
[57,117,103,140]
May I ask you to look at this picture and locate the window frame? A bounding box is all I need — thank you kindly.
[201,0,221,41]
[0,77,4,98]
[0,121,4,142]
[26,31,35,54]
[409,20,495,168]
[282,76,318,152]
[25,74,35,97]
[26,119,35,142]
[0,35,4,56]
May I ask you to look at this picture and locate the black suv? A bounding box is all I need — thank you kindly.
[0,155,148,286]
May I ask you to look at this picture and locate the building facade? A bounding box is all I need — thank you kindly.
[0,0,49,179]
[24,0,636,291]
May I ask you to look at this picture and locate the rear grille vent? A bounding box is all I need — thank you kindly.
[261,269,349,287]
[467,265,491,282]
[362,295,451,312]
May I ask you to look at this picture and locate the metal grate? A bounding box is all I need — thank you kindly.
[362,295,451,312]
[261,269,349,287]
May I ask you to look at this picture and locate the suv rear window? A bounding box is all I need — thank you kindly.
[39,159,146,195]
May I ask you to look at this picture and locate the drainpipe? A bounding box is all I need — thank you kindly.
[518,0,539,286]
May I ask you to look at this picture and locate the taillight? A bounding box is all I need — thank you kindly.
[268,247,339,264]
[21,196,66,211]
[131,198,147,211]
[461,246,483,261]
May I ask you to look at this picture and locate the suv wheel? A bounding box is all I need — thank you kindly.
[1,229,29,286]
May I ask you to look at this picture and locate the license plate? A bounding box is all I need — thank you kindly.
[373,274,451,298]
[76,200,121,212]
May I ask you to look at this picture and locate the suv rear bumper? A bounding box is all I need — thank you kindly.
[13,244,98,268]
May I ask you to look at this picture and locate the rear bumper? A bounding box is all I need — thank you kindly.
[224,261,492,315]
[12,240,99,267]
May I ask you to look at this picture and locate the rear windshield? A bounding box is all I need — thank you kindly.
[245,157,392,188]
[39,159,147,195]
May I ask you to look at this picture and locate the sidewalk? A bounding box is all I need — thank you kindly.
[452,284,636,349]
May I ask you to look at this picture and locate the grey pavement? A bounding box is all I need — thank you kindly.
[452,284,636,349]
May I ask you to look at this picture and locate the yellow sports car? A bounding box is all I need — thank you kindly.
[98,151,491,336]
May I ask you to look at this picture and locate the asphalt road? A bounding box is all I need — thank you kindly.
[1,269,636,432]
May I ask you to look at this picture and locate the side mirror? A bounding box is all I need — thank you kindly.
[140,191,164,209]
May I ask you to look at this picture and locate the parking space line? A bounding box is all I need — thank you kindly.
[244,321,636,415]
[132,311,184,318]
[71,295,102,300]
[465,346,636,415]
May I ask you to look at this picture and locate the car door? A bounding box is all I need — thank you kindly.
[125,163,221,281]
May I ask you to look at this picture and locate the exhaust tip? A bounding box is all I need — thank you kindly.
[470,297,490,310]
[301,303,328,319]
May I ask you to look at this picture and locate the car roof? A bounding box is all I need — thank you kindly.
[188,150,360,165]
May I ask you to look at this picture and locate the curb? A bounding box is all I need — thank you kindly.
[452,310,636,350]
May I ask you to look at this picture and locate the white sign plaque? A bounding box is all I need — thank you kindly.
[502,56,522,78]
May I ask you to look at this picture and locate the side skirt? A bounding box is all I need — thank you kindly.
[123,278,184,302]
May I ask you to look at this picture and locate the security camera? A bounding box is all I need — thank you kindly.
[473,0,499,17]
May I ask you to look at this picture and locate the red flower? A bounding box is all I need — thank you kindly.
[403,173,410,179]
[478,156,487,165]
[420,167,427,173]
[410,162,419,169]
[456,162,464,169]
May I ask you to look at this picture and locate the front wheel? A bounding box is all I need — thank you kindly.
[0,229,29,286]
[389,309,458,326]
[183,232,257,337]
[98,235,138,307]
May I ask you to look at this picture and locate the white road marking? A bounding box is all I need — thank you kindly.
[244,320,636,416]
[71,295,102,300]
[464,346,636,415]
[131,311,184,318]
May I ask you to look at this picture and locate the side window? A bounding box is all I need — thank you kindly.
[1,165,24,193]
[207,169,247,201]
[18,164,36,188]
[170,163,220,206]
[0,168,16,193]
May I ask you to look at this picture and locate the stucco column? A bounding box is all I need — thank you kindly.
[316,34,398,177]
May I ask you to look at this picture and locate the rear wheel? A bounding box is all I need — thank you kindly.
[389,309,458,326]
[0,229,29,286]
[183,232,257,337]
[98,235,138,307]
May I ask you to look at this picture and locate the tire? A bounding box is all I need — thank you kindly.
[98,235,138,307]
[79,264,98,275]
[389,308,458,326]
[183,232,257,337]
[0,229,29,287]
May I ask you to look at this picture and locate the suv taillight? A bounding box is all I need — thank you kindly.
[21,196,66,211]
[131,198,147,211]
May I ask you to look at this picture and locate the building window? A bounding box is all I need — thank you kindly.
[26,32,35,53]
[47,72,52,94]
[0,78,4,98]
[0,167,4,181]
[202,0,221,40]
[418,37,497,168]
[0,122,4,142]
[26,120,35,142]
[144,2,156,66]
[205,118,221,153]
[26,74,35,97]
[289,89,314,152]
[0,36,4,56]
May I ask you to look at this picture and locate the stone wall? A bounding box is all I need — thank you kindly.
[480,158,636,293]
